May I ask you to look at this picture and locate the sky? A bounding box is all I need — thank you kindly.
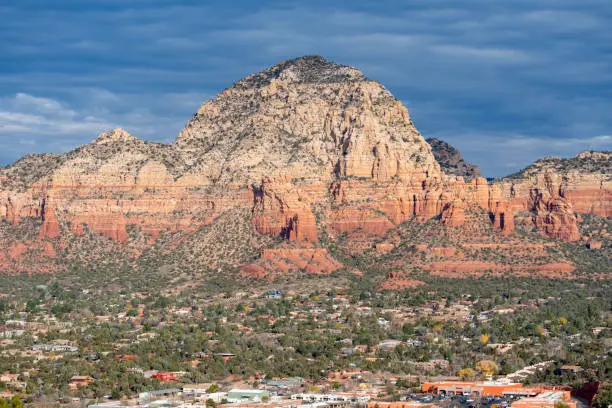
[1,0,611,177]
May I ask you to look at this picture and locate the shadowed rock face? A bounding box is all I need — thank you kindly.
[426,137,481,178]
[0,56,609,277]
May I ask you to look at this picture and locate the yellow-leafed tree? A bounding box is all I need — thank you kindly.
[476,360,499,376]
[458,367,477,380]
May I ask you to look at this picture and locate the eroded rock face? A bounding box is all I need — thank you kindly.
[492,202,514,236]
[250,180,318,243]
[440,200,466,227]
[39,198,60,239]
[490,154,611,241]
[0,56,609,276]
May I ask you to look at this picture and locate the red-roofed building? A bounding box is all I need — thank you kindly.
[152,372,178,382]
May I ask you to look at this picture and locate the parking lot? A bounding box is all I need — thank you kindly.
[406,392,523,408]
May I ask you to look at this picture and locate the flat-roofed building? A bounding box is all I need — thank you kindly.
[227,389,270,402]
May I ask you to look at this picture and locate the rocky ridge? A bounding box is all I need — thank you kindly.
[493,151,612,241]
[426,137,481,178]
[0,56,610,280]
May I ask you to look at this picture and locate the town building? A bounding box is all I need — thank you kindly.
[152,372,178,382]
[227,389,270,402]
[69,376,94,390]
[0,373,19,383]
[559,365,583,374]
[182,384,227,402]
[33,343,78,353]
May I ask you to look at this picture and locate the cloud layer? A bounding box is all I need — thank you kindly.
[1,0,611,176]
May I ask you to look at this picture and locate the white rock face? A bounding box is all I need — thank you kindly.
[177,55,441,184]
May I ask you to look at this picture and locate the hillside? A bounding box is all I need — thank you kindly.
[504,150,611,179]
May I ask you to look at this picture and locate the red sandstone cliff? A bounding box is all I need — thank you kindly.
[0,56,609,276]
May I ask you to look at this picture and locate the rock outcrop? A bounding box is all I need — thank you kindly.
[426,137,481,178]
[440,200,466,227]
[39,198,60,239]
[378,271,425,291]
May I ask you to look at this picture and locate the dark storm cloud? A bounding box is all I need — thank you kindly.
[0,0,610,175]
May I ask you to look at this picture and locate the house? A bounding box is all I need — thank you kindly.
[0,373,19,383]
[414,359,450,371]
[264,377,304,389]
[559,365,583,374]
[137,332,157,340]
[487,343,514,354]
[69,376,94,390]
[182,383,212,397]
[377,318,391,329]
[377,340,402,351]
[1,330,25,339]
[138,388,181,402]
[0,390,14,399]
[4,320,26,327]
[115,354,139,361]
[214,352,237,363]
[354,345,368,353]
[151,372,178,382]
[33,343,78,353]
[182,385,227,402]
[265,290,282,300]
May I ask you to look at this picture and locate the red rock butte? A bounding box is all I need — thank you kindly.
[0,56,610,278]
